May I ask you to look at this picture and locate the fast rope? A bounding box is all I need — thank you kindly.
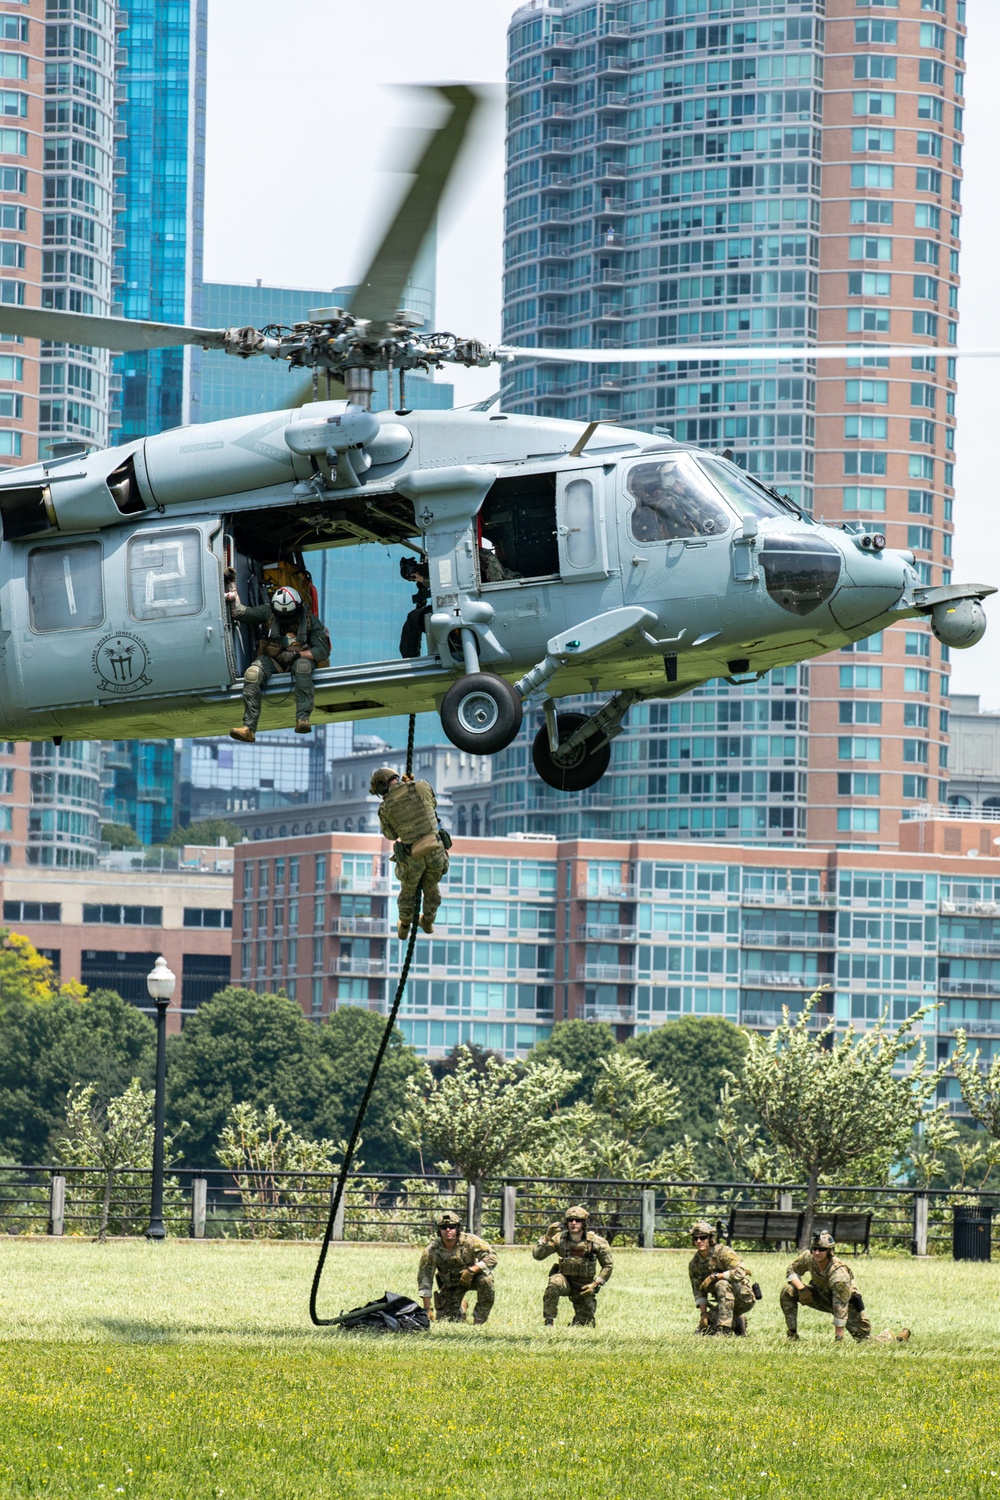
[309,714,421,1326]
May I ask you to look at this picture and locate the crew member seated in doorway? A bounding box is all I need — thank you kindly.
[227,580,330,744]
[399,555,430,658]
[478,534,520,583]
[370,767,451,940]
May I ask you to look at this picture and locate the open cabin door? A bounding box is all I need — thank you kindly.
[555,467,611,582]
[11,520,232,711]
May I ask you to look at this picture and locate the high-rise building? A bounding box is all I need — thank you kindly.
[498,0,964,851]
[110,0,206,441]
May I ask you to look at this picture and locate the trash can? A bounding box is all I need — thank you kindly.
[952,1204,993,1262]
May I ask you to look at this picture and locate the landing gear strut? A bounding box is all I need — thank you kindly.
[530,689,641,792]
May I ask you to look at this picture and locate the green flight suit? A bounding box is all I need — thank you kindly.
[780,1250,871,1341]
[417,1230,498,1323]
[378,778,449,927]
[688,1242,756,1333]
[232,602,329,729]
[532,1225,613,1327]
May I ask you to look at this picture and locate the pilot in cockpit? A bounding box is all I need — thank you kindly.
[628,461,730,543]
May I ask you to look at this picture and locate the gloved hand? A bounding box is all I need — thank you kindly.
[579,1281,599,1295]
[459,1268,475,1288]
[701,1274,721,1294]
[261,641,284,660]
[223,567,236,586]
[276,649,299,669]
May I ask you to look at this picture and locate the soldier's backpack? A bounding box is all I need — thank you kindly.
[332,1290,430,1335]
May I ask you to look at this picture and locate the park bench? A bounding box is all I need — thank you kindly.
[725,1207,872,1255]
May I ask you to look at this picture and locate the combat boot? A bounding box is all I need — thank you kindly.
[419,915,435,934]
[544,1319,555,1327]
[229,726,256,744]
[785,1330,800,1342]
[295,720,312,734]
[397,921,410,940]
[734,1315,747,1337]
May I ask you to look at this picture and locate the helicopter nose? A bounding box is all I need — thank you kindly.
[828,539,911,633]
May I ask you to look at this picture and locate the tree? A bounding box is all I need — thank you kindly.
[0,987,155,1162]
[951,1031,1000,1142]
[724,993,943,1247]
[0,929,83,1011]
[164,817,243,849]
[217,1101,336,1239]
[314,1006,424,1173]
[54,1078,165,1241]
[527,1019,616,1104]
[626,1016,749,1158]
[165,987,327,1164]
[429,1042,506,1082]
[101,822,142,850]
[396,1046,578,1231]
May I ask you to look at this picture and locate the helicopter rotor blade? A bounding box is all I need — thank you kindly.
[499,343,1000,362]
[288,371,348,408]
[347,84,479,325]
[0,304,229,353]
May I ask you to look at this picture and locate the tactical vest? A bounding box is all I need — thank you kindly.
[382,780,439,847]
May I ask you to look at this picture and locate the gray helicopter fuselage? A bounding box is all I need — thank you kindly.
[0,403,988,742]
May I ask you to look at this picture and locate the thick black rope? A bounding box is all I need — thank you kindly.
[309,715,421,1326]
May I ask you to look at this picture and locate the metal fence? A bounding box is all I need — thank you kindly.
[1,1165,998,1254]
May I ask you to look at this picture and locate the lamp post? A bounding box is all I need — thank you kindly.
[145,955,176,1241]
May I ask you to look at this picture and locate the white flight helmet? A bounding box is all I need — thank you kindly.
[271,586,302,616]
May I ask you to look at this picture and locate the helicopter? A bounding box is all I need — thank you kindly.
[0,86,994,792]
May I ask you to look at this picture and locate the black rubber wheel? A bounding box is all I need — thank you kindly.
[440,672,523,754]
[532,711,612,792]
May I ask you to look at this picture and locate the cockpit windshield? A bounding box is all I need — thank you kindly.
[626,455,734,543]
[697,455,804,521]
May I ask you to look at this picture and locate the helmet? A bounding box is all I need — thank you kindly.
[480,537,496,553]
[370,767,400,797]
[564,1205,589,1224]
[811,1230,836,1252]
[271,585,302,616]
[436,1210,462,1230]
[691,1219,716,1243]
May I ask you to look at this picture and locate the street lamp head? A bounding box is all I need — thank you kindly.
[146,955,176,1004]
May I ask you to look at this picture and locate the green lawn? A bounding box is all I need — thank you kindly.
[1,1239,999,1499]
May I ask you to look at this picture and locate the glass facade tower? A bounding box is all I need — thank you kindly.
[110,0,206,441]
[494,0,963,849]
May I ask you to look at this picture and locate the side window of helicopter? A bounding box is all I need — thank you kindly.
[27,541,104,633]
[477,472,559,585]
[126,528,204,621]
[626,457,734,544]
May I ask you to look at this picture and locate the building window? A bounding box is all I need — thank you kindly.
[853,91,896,117]
[847,308,890,333]
[852,127,895,153]
[843,488,886,512]
[909,455,936,481]
[845,379,888,404]
[183,907,232,929]
[850,164,894,190]
[854,57,896,81]
[907,525,933,551]
[315,854,326,891]
[3,901,61,923]
[850,201,893,226]
[849,236,892,261]
[905,703,930,728]
[904,740,930,765]
[82,904,163,925]
[903,776,929,800]
[910,419,937,445]
[844,452,887,476]
[905,632,931,657]
[917,95,944,123]
[837,809,880,832]
[838,773,881,797]
[844,416,887,440]
[838,735,882,760]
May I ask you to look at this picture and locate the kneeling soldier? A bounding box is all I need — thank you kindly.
[688,1218,756,1337]
[781,1229,871,1343]
[417,1210,497,1325]
[533,1205,613,1327]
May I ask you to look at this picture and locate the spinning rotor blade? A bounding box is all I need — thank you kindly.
[348,84,479,325]
[0,304,228,352]
[500,343,1000,362]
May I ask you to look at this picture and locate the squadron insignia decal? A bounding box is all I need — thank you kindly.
[92,632,152,695]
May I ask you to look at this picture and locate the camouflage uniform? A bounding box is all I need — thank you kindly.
[688,1243,756,1334]
[780,1250,871,1341]
[378,779,449,928]
[232,602,329,730]
[532,1222,613,1327]
[417,1230,497,1323]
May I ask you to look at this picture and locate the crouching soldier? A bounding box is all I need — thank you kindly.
[688,1219,757,1337]
[417,1210,497,1324]
[533,1205,613,1328]
[371,767,450,939]
[781,1229,872,1343]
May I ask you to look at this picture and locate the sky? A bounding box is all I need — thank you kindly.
[203,0,1000,706]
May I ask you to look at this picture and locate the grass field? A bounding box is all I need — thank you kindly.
[1,1239,999,1499]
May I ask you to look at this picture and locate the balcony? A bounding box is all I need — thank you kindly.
[594,266,625,285]
[741,891,837,909]
[538,207,574,226]
[595,199,626,217]
[583,1003,637,1024]
[939,978,1000,997]
[335,876,391,895]
[538,243,574,259]
[580,882,636,900]
[595,160,627,180]
[741,931,838,951]
[537,311,571,329]
[595,90,629,111]
[577,963,637,982]
[742,971,830,990]
[330,917,385,937]
[540,170,571,189]
[941,900,1000,916]
[577,924,638,942]
[544,66,573,84]
[596,126,628,144]
[938,1018,1000,1036]
[742,1009,831,1031]
[940,938,1000,958]
[334,957,387,978]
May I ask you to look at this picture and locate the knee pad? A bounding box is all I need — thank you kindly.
[244,663,262,683]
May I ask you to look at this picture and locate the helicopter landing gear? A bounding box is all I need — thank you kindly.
[532,711,610,791]
[530,690,642,792]
[440,672,523,755]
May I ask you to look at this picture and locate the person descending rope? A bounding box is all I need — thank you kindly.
[370,766,451,940]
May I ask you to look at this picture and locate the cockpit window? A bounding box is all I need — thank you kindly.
[626,455,733,544]
[698,455,802,520]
